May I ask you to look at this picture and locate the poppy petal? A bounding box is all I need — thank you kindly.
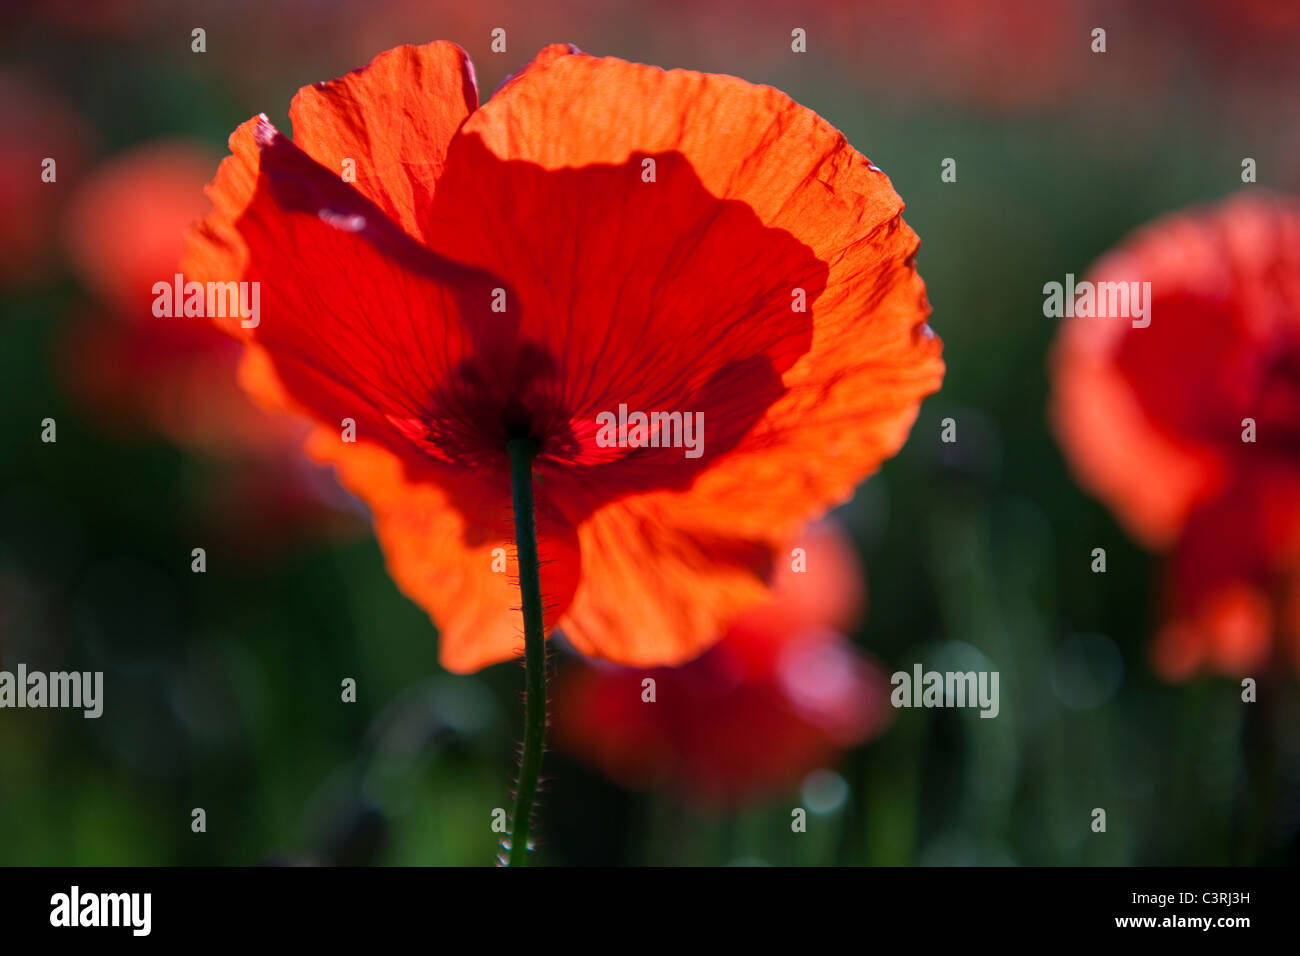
[435,49,942,540]
[194,117,516,472]
[559,495,775,665]
[421,50,940,658]
[184,118,581,668]
[182,117,262,338]
[287,41,478,242]
[305,429,581,673]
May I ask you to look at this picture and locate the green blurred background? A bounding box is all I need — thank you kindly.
[2,0,1299,865]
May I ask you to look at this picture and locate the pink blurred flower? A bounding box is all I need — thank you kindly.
[554,521,890,803]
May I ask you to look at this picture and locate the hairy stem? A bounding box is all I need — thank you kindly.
[506,437,546,866]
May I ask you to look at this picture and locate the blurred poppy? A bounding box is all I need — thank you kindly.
[553,521,890,802]
[61,142,301,452]
[0,70,92,285]
[1051,193,1300,679]
[833,0,1092,111]
[182,41,942,672]
[59,142,358,552]
[1184,0,1300,86]
[1129,0,1300,134]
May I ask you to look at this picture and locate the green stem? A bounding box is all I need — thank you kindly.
[506,437,546,866]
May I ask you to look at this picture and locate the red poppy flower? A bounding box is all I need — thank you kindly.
[181,42,942,672]
[553,520,889,801]
[1051,193,1300,679]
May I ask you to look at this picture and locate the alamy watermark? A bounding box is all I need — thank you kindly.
[890,664,1000,718]
[1043,273,1150,328]
[0,665,102,718]
[50,886,150,936]
[595,403,704,459]
[152,272,260,328]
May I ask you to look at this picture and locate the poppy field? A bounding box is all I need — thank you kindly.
[1,0,1299,879]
